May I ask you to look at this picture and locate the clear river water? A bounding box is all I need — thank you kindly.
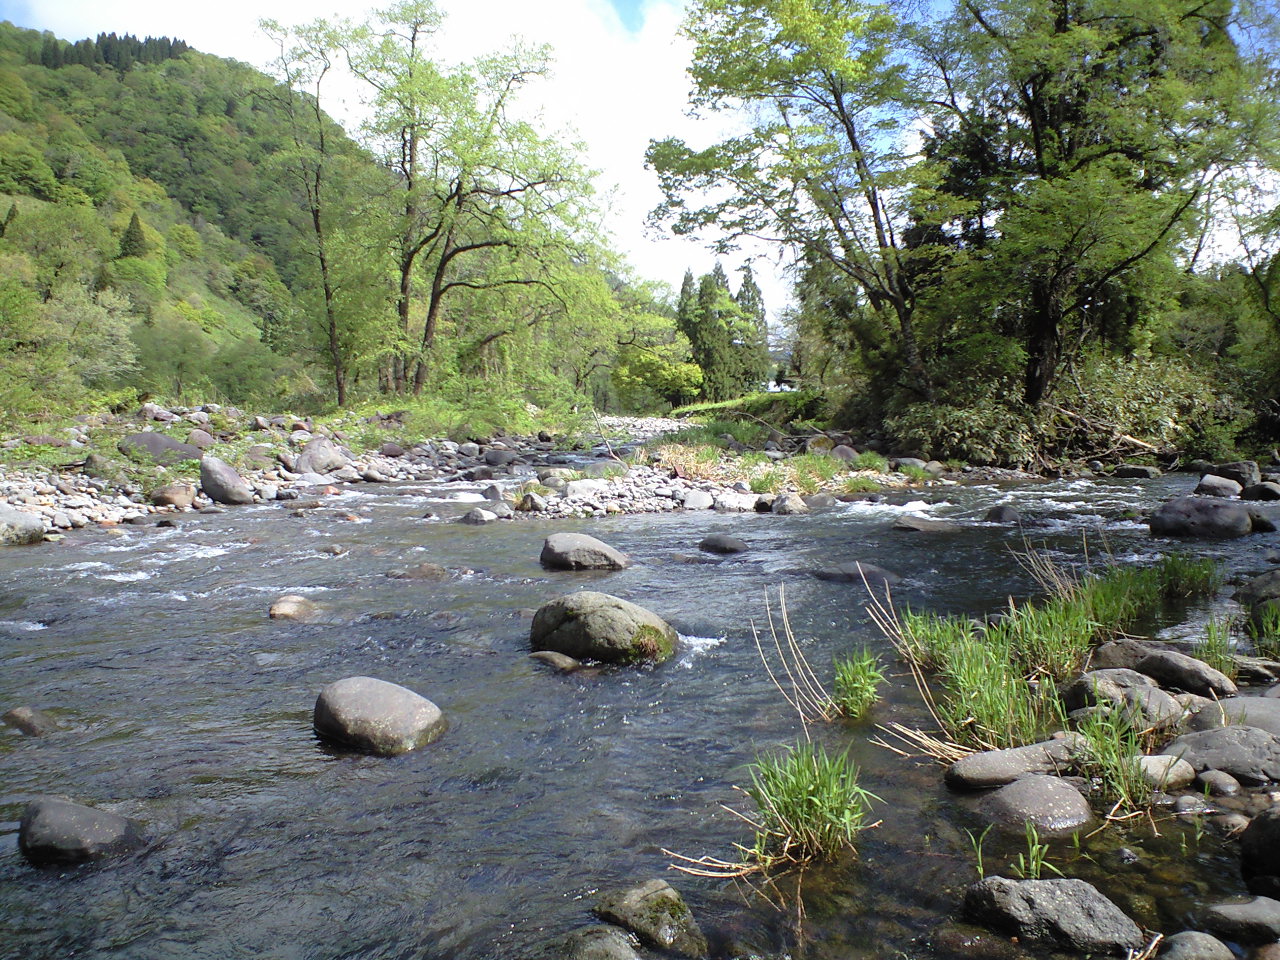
[0,471,1274,960]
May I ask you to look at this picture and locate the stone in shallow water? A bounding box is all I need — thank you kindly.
[1160,930,1233,960]
[540,532,630,570]
[976,775,1094,837]
[1202,896,1280,944]
[3,705,57,736]
[540,926,642,960]
[594,878,707,958]
[963,877,1144,955]
[268,595,320,621]
[1241,806,1280,897]
[530,591,676,665]
[0,505,44,545]
[698,534,748,554]
[313,676,447,756]
[19,796,145,865]
[1166,725,1280,785]
[945,734,1086,790]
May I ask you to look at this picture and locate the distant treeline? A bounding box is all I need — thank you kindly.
[35,33,190,73]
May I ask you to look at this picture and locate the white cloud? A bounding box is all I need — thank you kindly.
[10,0,794,318]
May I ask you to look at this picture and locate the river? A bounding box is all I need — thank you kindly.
[0,472,1273,959]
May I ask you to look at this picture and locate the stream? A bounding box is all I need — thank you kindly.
[0,471,1275,959]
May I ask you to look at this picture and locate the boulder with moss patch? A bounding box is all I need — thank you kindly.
[530,591,676,664]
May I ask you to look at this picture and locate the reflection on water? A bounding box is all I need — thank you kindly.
[0,474,1268,959]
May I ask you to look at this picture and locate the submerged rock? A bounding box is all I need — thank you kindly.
[19,796,145,865]
[976,776,1094,837]
[540,532,631,571]
[812,561,901,591]
[963,876,1143,954]
[528,650,581,672]
[313,676,446,756]
[892,515,960,533]
[540,926,642,960]
[2,705,57,736]
[698,533,748,554]
[594,878,708,958]
[530,591,676,664]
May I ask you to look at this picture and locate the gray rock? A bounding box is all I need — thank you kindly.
[528,650,581,672]
[199,456,253,505]
[1202,897,1280,944]
[699,534,748,554]
[1241,806,1280,897]
[480,483,506,501]
[269,595,320,621]
[517,492,548,512]
[831,444,858,461]
[946,735,1087,790]
[1062,668,1183,728]
[1187,697,1280,737]
[1114,464,1162,479]
[1092,638,1161,670]
[118,431,201,464]
[1149,496,1255,538]
[803,492,839,512]
[1196,769,1242,797]
[594,879,708,958]
[1134,649,1237,698]
[3,705,57,736]
[313,676,446,756]
[1244,482,1280,501]
[1195,474,1243,498]
[565,478,610,500]
[892,514,960,532]
[530,591,676,664]
[294,436,349,475]
[1160,931,1234,960]
[895,456,928,472]
[0,505,44,545]
[1215,460,1262,488]
[541,926,642,960]
[977,776,1094,837]
[457,442,481,458]
[682,489,714,510]
[150,483,195,508]
[185,428,216,449]
[771,492,809,515]
[1237,570,1280,609]
[963,876,1144,954]
[1166,725,1280,784]
[460,507,497,524]
[540,533,631,571]
[1135,754,1196,789]
[380,442,405,458]
[984,505,1022,523]
[387,563,449,581]
[484,448,520,467]
[19,797,145,865]
[812,561,901,590]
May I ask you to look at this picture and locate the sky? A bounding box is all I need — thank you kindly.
[0,0,794,319]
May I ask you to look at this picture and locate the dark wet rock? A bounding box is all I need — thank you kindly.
[3,705,57,736]
[541,926,642,960]
[295,436,350,475]
[1237,570,1280,609]
[771,492,809,515]
[1196,475,1243,498]
[1202,897,1280,944]
[1092,638,1162,670]
[984,505,1022,523]
[802,492,839,512]
[1216,461,1263,489]
[387,562,450,581]
[1242,807,1280,897]
[1115,464,1162,479]
[528,650,581,672]
[155,518,179,529]
[946,735,1086,790]
[812,561,901,590]
[150,483,196,508]
[199,456,253,505]
[978,776,1094,836]
[530,591,676,664]
[895,456,928,472]
[698,534,748,554]
[1062,669,1183,729]
[268,595,321,621]
[1244,482,1280,501]
[118,431,201,464]
[928,924,1030,960]
[1187,697,1280,737]
[1160,931,1234,960]
[1250,505,1280,533]
[1197,770,1242,797]
[313,676,447,756]
[1234,655,1280,684]
[594,878,708,958]
[1149,497,1255,538]
[380,442,405,458]
[540,533,631,571]
[963,877,1143,954]
[1135,649,1237,698]
[892,514,960,533]
[0,505,44,545]
[484,448,520,467]
[1166,726,1280,785]
[19,797,145,865]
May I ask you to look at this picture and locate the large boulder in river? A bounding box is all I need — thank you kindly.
[1215,460,1262,489]
[1241,806,1280,897]
[539,926,642,960]
[0,505,44,545]
[313,676,446,756]
[530,591,676,664]
[1196,474,1243,498]
[540,533,631,571]
[594,879,707,958]
[1148,497,1254,538]
[200,456,254,505]
[812,561,901,591]
[18,796,145,865]
[963,877,1144,955]
[294,436,350,475]
[1061,669,1182,729]
[118,431,201,464]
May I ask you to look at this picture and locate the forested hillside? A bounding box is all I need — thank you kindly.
[0,15,699,430]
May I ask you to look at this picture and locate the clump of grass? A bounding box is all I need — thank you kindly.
[899,464,931,482]
[1010,821,1063,880]
[852,450,889,472]
[1247,604,1280,659]
[840,476,882,495]
[832,649,885,719]
[1193,615,1237,680]
[1156,553,1223,600]
[749,468,784,494]
[1075,708,1156,815]
[745,742,878,868]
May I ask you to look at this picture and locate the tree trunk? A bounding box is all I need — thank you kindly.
[1023,279,1062,407]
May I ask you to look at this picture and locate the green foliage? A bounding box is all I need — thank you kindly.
[1075,709,1155,814]
[839,476,881,495]
[832,649,885,719]
[852,450,888,472]
[1010,822,1063,880]
[1193,617,1237,682]
[746,742,877,867]
[1247,605,1280,660]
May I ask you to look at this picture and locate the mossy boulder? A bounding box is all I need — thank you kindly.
[595,878,708,958]
[530,591,677,664]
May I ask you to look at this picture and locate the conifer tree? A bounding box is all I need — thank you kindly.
[118,212,148,259]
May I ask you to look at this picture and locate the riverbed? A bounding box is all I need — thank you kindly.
[0,471,1274,959]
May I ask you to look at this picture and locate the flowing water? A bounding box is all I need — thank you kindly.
[0,473,1274,959]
